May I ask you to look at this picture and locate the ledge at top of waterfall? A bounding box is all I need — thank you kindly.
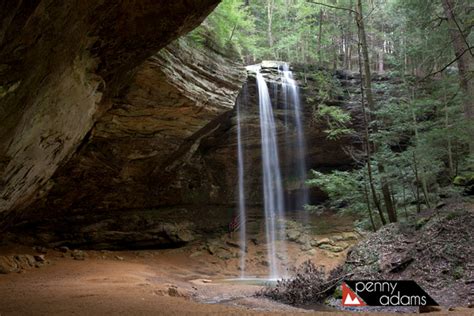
[245,61,293,73]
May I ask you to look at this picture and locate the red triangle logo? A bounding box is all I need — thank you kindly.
[342,282,366,307]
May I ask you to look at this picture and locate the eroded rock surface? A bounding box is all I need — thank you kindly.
[25,38,245,216]
[0,0,220,226]
[0,254,49,274]
[6,61,360,248]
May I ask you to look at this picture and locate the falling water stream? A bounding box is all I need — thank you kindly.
[238,62,307,280]
[236,96,247,278]
[281,63,309,211]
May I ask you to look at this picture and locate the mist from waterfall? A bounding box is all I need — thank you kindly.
[236,96,247,278]
[280,63,309,211]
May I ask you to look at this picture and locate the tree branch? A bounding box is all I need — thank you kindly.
[420,46,474,81]
[306,0,357,14]
[445,0,473,57]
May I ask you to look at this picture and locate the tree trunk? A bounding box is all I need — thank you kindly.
[378,164,397,223]
[267,0,274,56]
[411,87,431,209]
[346,0,353,70]
[363,181,377,231]
[356,13,386,225]
[441,0,474,153]
[411,152,422,213]
[378,47,384,73]
[443,73,455,177]
[318,9,323,65]
[355,0,375,112]
[356,0,397,223]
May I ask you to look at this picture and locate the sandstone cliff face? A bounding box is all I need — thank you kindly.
[5,60,361,249]
[30,38,245,216]
[0,0,220,226]
[154,64,357,210]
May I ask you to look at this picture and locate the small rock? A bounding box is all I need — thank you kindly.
[153,289,167,296]
[286,229,301,242]
[319,244,344,253]
[167,285,189,299]
[0,256,19,274]
[189,251,203,258]
[315,238,335,246]
[34,255,46,263]
[337,242,350,249]
[115,256,124,261]
[300,243,312,251]
[34,246,48,254]
[15,255,36,268]
[297,234,312,246]
[206,241,233,260]
[341,232,358,240]
[72,250,86,261]
[419,306,442,313]
[225,240,241,249]
[168,287,179,297]
[58,246,69,253]
[206,243,216,255]
[215,250,232,260]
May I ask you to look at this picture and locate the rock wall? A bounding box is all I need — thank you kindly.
[154,63,358,210]
[5,61,362,249]
[0,0,221,227]
[24,38,245,216]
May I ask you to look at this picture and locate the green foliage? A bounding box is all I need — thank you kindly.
[187,0,257,59]
[332,286,343,299]
[453,174,474,186]
[415,217,429,230]
[452,266,464,280]
[309,70,343,101]
[306,169,381,230]
[315,104,353,140]
[197,0,473,232]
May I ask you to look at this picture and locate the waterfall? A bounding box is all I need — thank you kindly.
[236,96,247,278]
[281,63,309,212]
[247,65,286,279]
[238,62,306,279]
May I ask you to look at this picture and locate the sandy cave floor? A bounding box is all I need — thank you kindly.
[0,243,338,315]
[1,212,472,315]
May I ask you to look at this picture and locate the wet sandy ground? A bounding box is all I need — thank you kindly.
[0,246,323,315]
[0,246,472,315]
[1,210,472,315]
